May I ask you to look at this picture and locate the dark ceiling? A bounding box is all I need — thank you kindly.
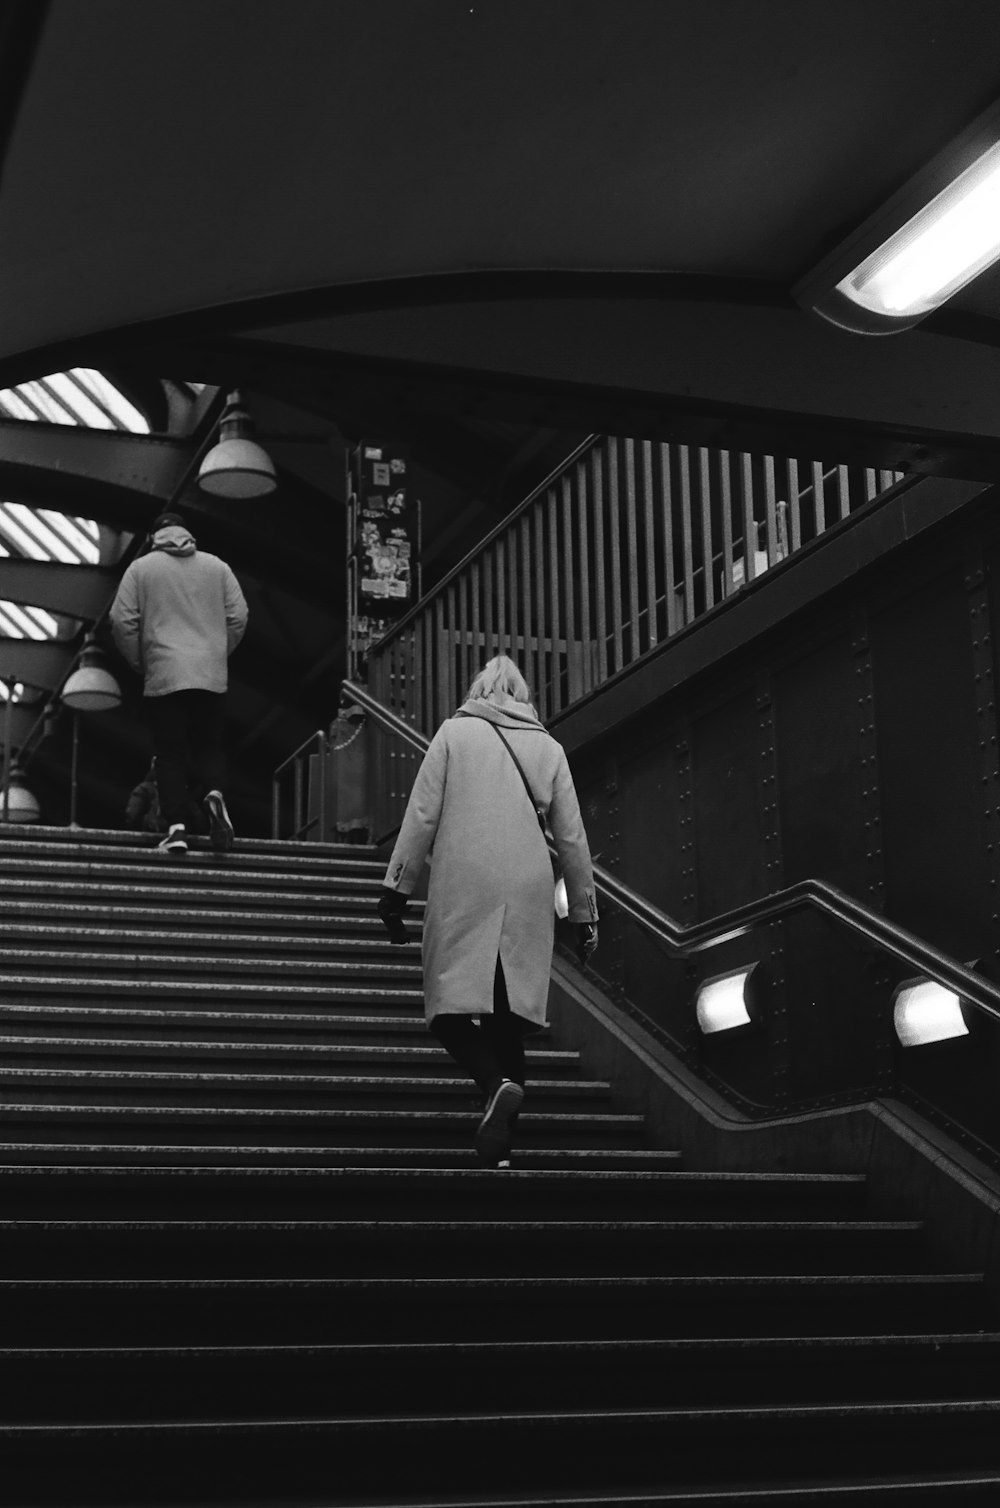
[2,0,1000,834]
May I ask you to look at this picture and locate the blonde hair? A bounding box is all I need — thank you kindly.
[466,654,534,708]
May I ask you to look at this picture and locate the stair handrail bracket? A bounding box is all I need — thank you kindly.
[348,678,1000,1033]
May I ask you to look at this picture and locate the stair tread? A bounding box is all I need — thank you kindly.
[4,1332,998,1365]
[0,1271,978,1291]
[0,1068,609,1090]
[3,1397,999,1434]
[0,949,422,972]
[0,1037,575,1061]
[0,1166,864,1187]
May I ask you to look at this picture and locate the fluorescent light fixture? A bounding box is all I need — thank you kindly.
[795,101,1000,334]
[696,966,755,1035]
[837,142,1000,325]
[893,978,969,1048]
[554,877,569,919]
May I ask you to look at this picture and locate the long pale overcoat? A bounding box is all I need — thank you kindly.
[383,694,597,1027]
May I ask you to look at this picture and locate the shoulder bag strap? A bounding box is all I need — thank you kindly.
[489,722,547,833]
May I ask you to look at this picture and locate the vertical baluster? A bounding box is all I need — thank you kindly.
[423,610,435,734]
[719,450,734,599]
[641,441,658,648]
[740,453,757,582]
[560,472,578,701]
[546,486,563,714]
[470,556,481,682]
[622,438,640,664]
[678,445,696,621]
[786,458,802,553]
[484,548,496,662]
[762,455,779,566]
[533,498,547,719]
[659,444,679,636]
[433,596,447,724]
[607,438,624,674]
[878,469,895,493]
[837,464,850,520]
[812,461,826,536]
[577,457,593,690]
[519,512,532,695]
[591,446,608,683]
[496,537,507,653]
[864,467,878,504]
[412,616,425,734]
[507,522,520,668]
[698,447,715,612]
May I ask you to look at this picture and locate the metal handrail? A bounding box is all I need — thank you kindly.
[272,728,327,840]
[345,676,1000,1029]
[369,435,601,653]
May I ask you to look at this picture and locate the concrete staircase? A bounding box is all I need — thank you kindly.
[0,826,998,1505]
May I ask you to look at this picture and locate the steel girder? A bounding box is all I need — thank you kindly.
[0,557,116,622]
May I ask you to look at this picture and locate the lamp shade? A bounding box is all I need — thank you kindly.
[198,391,277,499]
[62,644,122,712]
[1,763,40,823]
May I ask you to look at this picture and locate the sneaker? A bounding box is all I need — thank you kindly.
[204,789,234,852]
[158,824,188,854]
[474,1079,524,1167]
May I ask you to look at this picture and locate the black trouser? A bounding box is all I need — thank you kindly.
[430,958,530,1100]
[145,690,227,828]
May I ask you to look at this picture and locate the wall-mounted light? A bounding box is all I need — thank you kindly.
[794,101,1000,334]
[198,390,277,499]
[696,964,759,1035]
[61,641,122,713]
[892,977,970,1048]
[1,760,39,823]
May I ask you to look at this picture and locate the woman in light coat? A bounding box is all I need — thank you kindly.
[378,656,598,1165]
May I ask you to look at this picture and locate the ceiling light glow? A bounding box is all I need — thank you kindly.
[837,141,1000,322]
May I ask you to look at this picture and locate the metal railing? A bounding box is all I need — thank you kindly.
[271,729,327,841]
[367,434,905,732]
[347,677,1000,1031]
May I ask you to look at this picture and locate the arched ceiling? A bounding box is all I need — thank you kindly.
[1,0,1000,831]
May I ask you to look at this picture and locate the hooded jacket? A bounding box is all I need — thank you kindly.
[382,693,597,1026]
[110,524,249,697]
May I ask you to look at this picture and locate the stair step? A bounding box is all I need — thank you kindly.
[0,922,417,955]
[0,1166,870,1221]
[0,976,425,1004]
[0,948,424,979]
[0,1004,441,1043]
[0,855,386,894]
[0,824,379,862]
[0,1144,682,1169]
[0,1271,983,1346]
[3,1332,999,1422]
[0,1103,649,1150]
[0,877,399,912]
[0,1217,928,1280]
[0,1036,578,1073]
[0,1068,612,1112]
[0,898,421,934]
[0,834,386,877]
[3,1400,1000,1502]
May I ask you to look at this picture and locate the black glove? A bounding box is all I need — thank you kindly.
[575,922,598,967]
[377,887,411,945]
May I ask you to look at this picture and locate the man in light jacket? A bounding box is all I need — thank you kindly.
[110,512,249,853]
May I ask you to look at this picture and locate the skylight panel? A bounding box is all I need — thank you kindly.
[15,380,77,425]
[42,372,114,430]
[3,503,81,563]
[73,369,149,433]
[0,368,148,648]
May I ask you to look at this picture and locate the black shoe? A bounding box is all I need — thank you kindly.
[204,790,234,851]
[158,824,188,854]
[474,1079,524,1167]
